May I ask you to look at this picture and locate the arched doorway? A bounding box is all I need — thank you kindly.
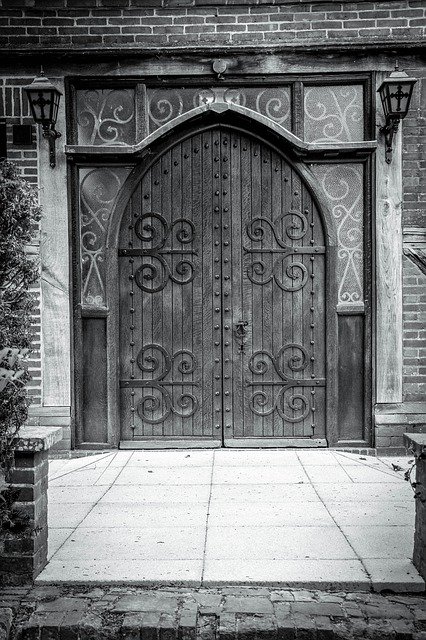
[117,124,328,447]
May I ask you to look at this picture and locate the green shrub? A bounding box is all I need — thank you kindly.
[0,160,41,473]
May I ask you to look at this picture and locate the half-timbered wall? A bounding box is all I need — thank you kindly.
[1,0,424,450]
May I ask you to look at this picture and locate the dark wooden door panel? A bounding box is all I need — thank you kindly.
[119,131,218,442]
[119,125,327,445]
[224,131,326,442]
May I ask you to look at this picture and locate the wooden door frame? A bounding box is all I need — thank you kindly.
[103,109,340,447]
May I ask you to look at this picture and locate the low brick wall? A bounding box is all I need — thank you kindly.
[375,403,426,455]
[404,433,426,582]
[0,427,62,586]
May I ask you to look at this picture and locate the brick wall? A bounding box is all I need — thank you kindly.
[0,0,424,49]
[0,78,41,408]
[0,0,424,433]
[401,70,426,404]
[402,74,426,228]
[403,255,426,403]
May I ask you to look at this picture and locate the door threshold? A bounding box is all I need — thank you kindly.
[119,438,327,449]
[119,440,222,450]
[224,438,327,448]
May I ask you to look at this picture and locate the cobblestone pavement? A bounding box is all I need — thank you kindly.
[1,586,426,640]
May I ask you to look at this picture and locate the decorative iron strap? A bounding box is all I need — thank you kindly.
[243,213,325,292]
[120,344,199,424]
[118,212,198,293]
[246,344,325,422]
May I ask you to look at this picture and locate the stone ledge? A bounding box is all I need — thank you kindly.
[11,427,63,453]
[375,402,426,416]
[404,433,426,456]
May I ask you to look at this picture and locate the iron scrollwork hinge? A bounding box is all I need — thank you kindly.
[234,320,248,353]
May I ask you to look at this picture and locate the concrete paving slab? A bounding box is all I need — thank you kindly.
[339,525,414,559]
[344,466,405,483]
[113,466,212,485]
[80,502,208,528]
[49,469,111,487]
[127,451,214,467]
[297,451,343,465]
[302,465,353,483]
[202,558,369,590]
[205,526,357,559]
[50,526,206,560]
[333,453,384,467]
[48,502,95,529]
[49,454,114,479]
[37,558,203,585]
[326,501,414,527]
[214,451,301,466]
[314,482,413,503]
[207,501,335,528]
[48,485,107,504]
[297,452,345,466]
[212,466,309,485]
[40,449,422,592]
[209,483,319,503]
[101,484,211,504]
[362,558,425,593]
[93,466,127,485]
[48,528,73,560]
[100,452,133,467]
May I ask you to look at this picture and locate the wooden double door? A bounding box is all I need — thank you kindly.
[119,126,326,447]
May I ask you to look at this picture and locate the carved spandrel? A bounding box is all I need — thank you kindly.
[304,85,364,144]
[76,88,136,146]
[147,86,292,133]
[311,163,364,305]
[79,166,131,306]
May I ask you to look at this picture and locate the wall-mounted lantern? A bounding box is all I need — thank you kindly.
[378,64,417,164]
[24,71,62,168]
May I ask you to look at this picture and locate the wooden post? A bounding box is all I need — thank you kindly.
[375,71,403,404]
[38,78,71,411]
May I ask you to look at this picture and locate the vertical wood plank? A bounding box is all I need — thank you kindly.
[376,71,403,403]
[40,78,71,407]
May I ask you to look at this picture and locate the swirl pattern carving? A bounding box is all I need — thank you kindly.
[304,85,364,144]
[311,164,364,304]
[76,89,135,146]
[80,167,131,305]
[122,344,199,424]
[147,86,291,132]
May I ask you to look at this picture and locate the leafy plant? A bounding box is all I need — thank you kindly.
[0,160,41,474]
[405,450,426,503]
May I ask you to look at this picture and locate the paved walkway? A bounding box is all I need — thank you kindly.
[39,449,424,592]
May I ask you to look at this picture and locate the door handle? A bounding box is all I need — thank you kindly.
[234,320,248,352]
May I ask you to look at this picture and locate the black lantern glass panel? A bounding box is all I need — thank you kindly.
[24,74,62,127]
[24,72,62,168]
[379,74,416,121]
[377,66,417,164]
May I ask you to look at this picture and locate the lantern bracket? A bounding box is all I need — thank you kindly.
[42,124,61,169]
[380,116,400,165]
